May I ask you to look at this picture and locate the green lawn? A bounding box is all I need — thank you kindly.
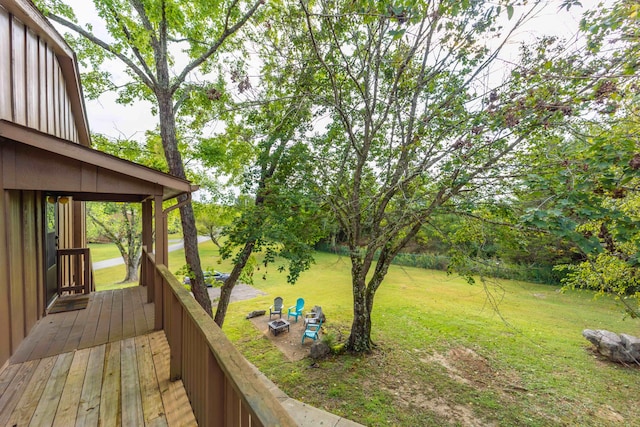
[89,240,640,425]
[221,251,640,426]
[93,239,222,290]
[88,242,122,262]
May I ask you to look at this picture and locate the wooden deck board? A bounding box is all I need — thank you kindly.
[121,337,145,426]
[30,352,74,426]
[149,331,197,427]
[94,290,114,346]
[1,333,197,426]
[46,310,79,357]
[53,347,91,426]
[0,359,38,426]
[122,288,137,339]
[78,291,104,349]
[109,289,124,342]
[0,363,20,395]
[75,345,105,427]
[132,286,150,337]
[7,356,57,426]
[11,288,156,364]
[136,335,168,426]
[99,341,121,426]
[0,287,195,426]
[62,297,92,353]
[144,296,155,331]
[11,305,58,363]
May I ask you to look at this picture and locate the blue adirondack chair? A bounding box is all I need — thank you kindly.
[301,319,323,344]
[287,298,305,322]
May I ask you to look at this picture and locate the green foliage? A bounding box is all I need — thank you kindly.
[193,201,237,248]
[267,0,610,351]
[558,253,640,318]
[508,0,640,318]
[210,14,332,292]
[316,242,563,285]
[37,0,268,315]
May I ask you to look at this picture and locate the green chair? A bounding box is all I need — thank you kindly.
[302,319,323,344]
[287,298,305,322]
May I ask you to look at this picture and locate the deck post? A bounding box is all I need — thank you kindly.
[154,195,165,330]
[141,199,153,301]
[154,195,166,266]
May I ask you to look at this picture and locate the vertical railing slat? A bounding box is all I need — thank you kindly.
[56,248,92,295]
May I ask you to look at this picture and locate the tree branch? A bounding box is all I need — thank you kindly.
[46,12,155,89]
[106,1,158,87]
[170,0,264,94]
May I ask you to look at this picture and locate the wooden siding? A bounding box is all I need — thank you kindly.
[0,139,167,198]
[58,199,72,250]
[0,151,9,366]
[0,189,44,368]
[0,4,81,143]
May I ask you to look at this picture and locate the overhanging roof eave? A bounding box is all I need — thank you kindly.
[0,120,196,201]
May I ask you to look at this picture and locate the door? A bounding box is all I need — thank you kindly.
[44,197,58,305]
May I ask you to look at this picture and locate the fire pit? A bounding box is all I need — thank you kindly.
[268,319,290,336]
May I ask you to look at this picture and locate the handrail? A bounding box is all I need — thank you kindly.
[57,247,92,295]
[142,247,296,427]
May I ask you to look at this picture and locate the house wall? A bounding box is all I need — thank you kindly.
[0,2,82,368]
[0,188,44,367]
[0,4,80,143]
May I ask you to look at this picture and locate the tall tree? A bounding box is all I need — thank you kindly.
[288,0,589,353]
[37,0,264,315]
[197,39,327,326]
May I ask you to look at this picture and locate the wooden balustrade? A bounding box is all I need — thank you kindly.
[141,247,296,427]
[57,247,93,295]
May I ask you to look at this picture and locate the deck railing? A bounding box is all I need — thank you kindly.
[57,247,93,295]
[141,247,296,427]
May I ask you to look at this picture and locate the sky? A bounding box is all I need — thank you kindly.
[57,0,602,142]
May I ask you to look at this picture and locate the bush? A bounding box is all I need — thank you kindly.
[315,243,563,285]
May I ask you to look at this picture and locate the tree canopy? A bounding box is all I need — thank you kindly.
[37,0,266,316]
[40,0,640,349]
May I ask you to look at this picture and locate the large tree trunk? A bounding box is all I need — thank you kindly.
[214,240,256,327]
[122,260,139,282]
[345,259,376,353]
[180,199,211,314]
[156,88,212,316]
[345,247,395,353]
[346,275,375,353]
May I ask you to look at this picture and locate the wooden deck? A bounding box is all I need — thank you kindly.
[10,286,155,364]
[0,286,197,426]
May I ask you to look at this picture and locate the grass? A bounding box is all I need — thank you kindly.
[221,251,640,426]
[89,240,640,425]
[93,239,224,290]
[88,242,122,262]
